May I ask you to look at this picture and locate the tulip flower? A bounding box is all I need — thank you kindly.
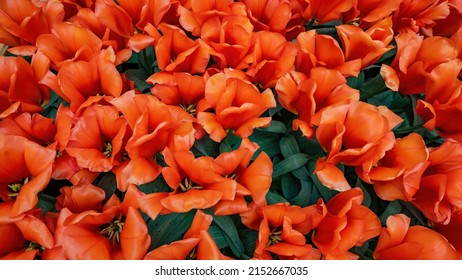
[313,101,402,191]
[0,135,56,217]
[313,188,382,259]
[374,214,458,260]
[145,210,232,260]
[198,69,276,142]
[241,202,325,260]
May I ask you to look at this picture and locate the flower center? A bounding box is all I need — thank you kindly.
[180,104,197,117]
[179,177,202,192]
[26,241,44,252]
[100,220,124,244]
[185,248,198,260]
[8,177,30,197]
[266,227,283,247]
[103,142,113,158]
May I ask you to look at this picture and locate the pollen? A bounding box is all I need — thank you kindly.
[179,177,202,192]
[100,220,124,244]
[266,227,283,247]
[179,104,197,117]
[103,142,113,158]
[7,177,30,197]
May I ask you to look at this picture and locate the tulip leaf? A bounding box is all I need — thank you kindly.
[272,153,309,178]
[258,120,287,134]
[212,215,245,258]
[37,193,56,215]
[148,210,196,250]
[125,68,152,93]
[291,179,313,207]
[192,135,219,157]
[238,228,258,258]
[399,201,427,226]
[346,71,365,90]
[249,130,281,158]
[95,172,117,202]
[379,201,403,225]
[266,190,288,204]
[280,134,300,158]
[137,176,171,194]
[208,224,228,249]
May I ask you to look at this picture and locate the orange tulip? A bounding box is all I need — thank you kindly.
[302,0,354,24]
[434,210,462,258]
[420,0,462,37]
[371,133,429,201]
[241,202,324,260]
[0,112,56,147]
[295,30,362,77]
[160,148,236,213]
[374,214,458,259]
[0,54,51,118]
[0,203,55,260]
[202,14,254,70]
[110,90,195,190]
[155,23,211,74]
[275,68,359,139]
[336,17,394,69]
[391,32,458,94]
[415,60,462,141]
[240,0,306,40]
[313,188,382,259]
[147,71,208,139]
[392,0,450,34]
[61,196,150,260]
[0,135,56,218]
[413,139,462,223]
[59,103,127,173]
[0,0,64,55]
[246,31,298,88]
[347,0,402,27]
[56,183,106,213]
[36,21,102,70]
[213,138,272,213]
[312,101,402,191]
[178,0,246,37]
[145,210,232,260]
[197,69,276,142]
[41,48,123,111]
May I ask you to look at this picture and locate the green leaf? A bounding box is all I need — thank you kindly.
[125,68,152,92]
[191,135,219,157]
[280,134,300,158]
[138,175,171,194]
[148,210,196,250]
[95,172,117,202]
[139,45,156,75]
[379,201,403,225]
[290,179,313,207]
[272,153,309,178]
[37,193,56,215]
[212,215,245,258]
[266,191,288,204]
[346,71,365,90]
[208,224,228,249]
[258,120,287,134]
[249,130,281,158]
[238,228,258,258]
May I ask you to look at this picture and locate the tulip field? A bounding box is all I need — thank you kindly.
[0,0,461,260]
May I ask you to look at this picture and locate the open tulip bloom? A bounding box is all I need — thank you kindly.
[1,0,462,260]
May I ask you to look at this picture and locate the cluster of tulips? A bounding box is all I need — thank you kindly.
[0,0,461,260]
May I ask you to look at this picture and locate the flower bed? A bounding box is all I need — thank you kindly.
[0,0,461,260]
